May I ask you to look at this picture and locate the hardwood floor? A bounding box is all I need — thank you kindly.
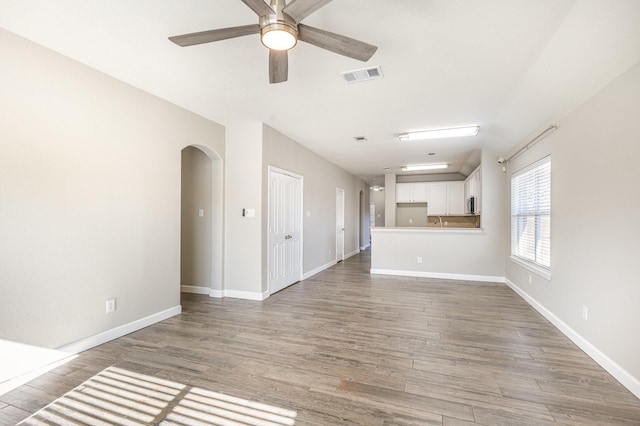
[2,249,640,425]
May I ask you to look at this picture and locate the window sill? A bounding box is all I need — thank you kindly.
[509,256,551,280]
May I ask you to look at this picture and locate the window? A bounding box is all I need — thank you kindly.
[511,156,551,273]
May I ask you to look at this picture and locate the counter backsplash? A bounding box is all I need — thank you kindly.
[425,215,480,228]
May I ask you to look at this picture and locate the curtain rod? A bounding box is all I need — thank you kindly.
[507,125,557,163]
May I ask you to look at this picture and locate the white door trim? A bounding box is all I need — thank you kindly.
[336,187,345,262]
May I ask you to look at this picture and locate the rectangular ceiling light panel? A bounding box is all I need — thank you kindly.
[399,126,479,141]
[401,164,449,172]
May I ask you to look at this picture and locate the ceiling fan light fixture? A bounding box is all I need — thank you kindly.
[261,23,297,51]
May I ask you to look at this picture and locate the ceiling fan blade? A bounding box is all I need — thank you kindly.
[269,50,288,84]
[298,24,377,62]
[240,0,274,16]
[169,24,260,47]
[282,0,332,23]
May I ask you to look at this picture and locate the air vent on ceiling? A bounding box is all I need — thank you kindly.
[340,65,383,83]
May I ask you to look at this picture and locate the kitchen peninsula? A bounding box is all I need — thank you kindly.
[372,158,506,283]
[370,224,503,283]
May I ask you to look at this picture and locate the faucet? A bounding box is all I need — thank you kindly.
[437,216,443,228]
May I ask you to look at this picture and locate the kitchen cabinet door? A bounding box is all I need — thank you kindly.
[464,165,482,214]
[427,183,447,215]
[396,183,429,203]
[447,181,465,214]
[411,183,429,202]
[396,183,413,202]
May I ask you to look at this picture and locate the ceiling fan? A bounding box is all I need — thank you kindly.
[169,0,378,84]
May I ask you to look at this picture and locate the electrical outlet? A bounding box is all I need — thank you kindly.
[417,256,422,264]
[582,305,589,320]
[105,299,116,314]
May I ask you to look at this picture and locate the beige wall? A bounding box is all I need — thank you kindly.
[505,60,640,391]
[224,123,264,297]
[262,125,366,288]
[0,29,225,348]
[384,173,397,226]
[221,123,367,298]
[370,190,386,227]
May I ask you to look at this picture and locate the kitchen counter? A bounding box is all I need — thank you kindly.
[372,226,483,233]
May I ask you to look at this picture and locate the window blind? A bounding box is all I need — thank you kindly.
[511,157,551,269]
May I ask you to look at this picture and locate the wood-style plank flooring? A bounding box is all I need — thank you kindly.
[2,249,640,425]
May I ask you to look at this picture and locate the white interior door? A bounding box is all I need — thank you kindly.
[336,188,345,262]
[268,168,302,294]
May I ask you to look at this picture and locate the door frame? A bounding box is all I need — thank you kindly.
[336,187,345,262]
[267,166,304,295]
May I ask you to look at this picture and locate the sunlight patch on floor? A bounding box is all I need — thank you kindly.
[0,339,77,397]
[19,366,298,425]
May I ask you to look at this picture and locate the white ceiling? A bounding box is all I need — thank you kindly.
[2,0,640,184]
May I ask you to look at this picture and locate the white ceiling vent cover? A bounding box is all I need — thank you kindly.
[340,66,383,83]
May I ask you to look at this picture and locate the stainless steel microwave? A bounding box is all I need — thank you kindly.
[467,196,476,214]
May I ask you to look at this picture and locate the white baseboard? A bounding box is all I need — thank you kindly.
[302,259,337,280]
[57,305,182,355]
[504,279,640,399]
[345,249,360,259]
[181,285,210,295]
[301,250,362,281]
[210,290,268,301]
[370,268,505,284]
[183,287,262,300]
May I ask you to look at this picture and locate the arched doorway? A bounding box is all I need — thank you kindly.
[180,145,223,299]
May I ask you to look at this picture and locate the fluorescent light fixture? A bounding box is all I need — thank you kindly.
[399,126,479,141]
[401,164,449,172]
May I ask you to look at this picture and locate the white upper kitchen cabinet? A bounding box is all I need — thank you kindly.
[427,182,465,215]
[396,182,429,203]
[447,181,465,214]
[426,183,448,214]
[398,181,466,215]
[464,165,482,214]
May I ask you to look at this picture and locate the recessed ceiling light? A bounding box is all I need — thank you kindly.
[401,164,449,172]
[398,126,479,141]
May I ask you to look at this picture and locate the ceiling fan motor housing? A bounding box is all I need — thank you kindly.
[259,0,298,50]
